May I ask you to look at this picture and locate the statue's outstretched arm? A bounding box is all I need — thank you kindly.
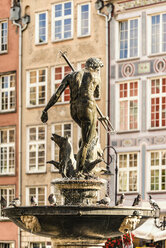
[41,74,70,123]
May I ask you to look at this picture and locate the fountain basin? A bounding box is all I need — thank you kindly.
[3,206,153,245]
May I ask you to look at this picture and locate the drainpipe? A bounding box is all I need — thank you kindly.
[13,19,28,248]
[96,6,113,165]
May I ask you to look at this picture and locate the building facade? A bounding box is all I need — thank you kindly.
[110,0,166,245]
[0,0,19,248]
[20,0,108,246]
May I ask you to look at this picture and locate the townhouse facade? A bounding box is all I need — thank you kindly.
[109,0,166,245]
[0,0,19,248]
[20,0,108,247]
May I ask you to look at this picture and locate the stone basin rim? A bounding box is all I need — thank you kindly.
[3,205,153,217]
[2,206,154,242]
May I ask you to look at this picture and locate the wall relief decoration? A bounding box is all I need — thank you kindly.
[121,63,135,78]
[154,58,166,73]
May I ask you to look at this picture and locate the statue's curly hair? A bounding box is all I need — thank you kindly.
[85,58,103,70]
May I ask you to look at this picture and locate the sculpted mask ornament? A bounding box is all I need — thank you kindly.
[21,216,41,232]
[119,215,141,233]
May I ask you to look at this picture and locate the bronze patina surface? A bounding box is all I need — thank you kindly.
[41,57,104,178]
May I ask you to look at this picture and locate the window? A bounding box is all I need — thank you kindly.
[30,243,46,248]
[149,150,166,191]
[0,187,15,217]
[0,74,16,112]
[35,12,48,44]
[52,123,72,171]
[77,62,85,70]
[27,126,46,173]
[150,77,166,128]
[52,65,71,102]
[78,3,90,37]
[0,128,15,175]
[0,243,14,248]
[52,1,73,41]
[118,153,138,192]
[151,13,166,54]
[26,186,46,205]
[119,19,138,59]
[27,69,47,107]
[0,21,8,53]
[118,81,139,131]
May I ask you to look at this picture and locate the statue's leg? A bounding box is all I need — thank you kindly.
[70,103,81,127]
[77,111,97,172]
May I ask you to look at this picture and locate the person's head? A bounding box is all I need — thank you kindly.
[85,58,103,72]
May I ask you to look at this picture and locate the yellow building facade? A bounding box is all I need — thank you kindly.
[20,0,108,246]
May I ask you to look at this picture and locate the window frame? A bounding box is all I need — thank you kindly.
[147,76,166,129]
[26,186,47,206]
[51,1,73,42]
[26,68,47,108]
[116,80,140,132]
[0,128,15,175]
[30,242,46,248]
[0,74,16,113]
[118,152,139,193]
[51,65,71,104]
[77,3,90,37]
[51,122,73,172]
[148,12,166,55]
[0,20,8,54]
[0,186,15,219]
[148,150,166,192]
[26,126,46,174]
[35,11,48,45]
[117,17,140,60]
[0,242,15,248]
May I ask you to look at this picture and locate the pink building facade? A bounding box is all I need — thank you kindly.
[0,0,19,247]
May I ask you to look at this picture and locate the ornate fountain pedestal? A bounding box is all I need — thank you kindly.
[52,179,105,205]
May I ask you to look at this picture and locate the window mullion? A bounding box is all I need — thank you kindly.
[62,67,64,102]
[7,145,9,174]
[160,14,163,53]
[35,127,38,171]
[127,154,129,192]
[37,71,39,106]
[0,144,1,174]
[0,77,2,111]
[128,20,130,58]
[159,79,162,127]
[36,187,38,202]
[0,24,1,51]
[7,130,9,173]
[159,151,162,191]
[7,188,9,205]
[45,186,46,205]
[62,4,64,39]
[8,80,10,111]
[128,83,130,130]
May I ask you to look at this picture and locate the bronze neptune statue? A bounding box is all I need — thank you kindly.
[41,57,104,178]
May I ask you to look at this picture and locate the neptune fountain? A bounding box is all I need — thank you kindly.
[3,55,153,248]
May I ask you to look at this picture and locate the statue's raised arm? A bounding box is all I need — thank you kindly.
[41,74,71,123]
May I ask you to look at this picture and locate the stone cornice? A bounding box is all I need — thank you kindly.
[115,0,166,11]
